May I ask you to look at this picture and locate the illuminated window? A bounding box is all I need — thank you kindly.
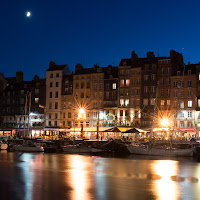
[144,86,148,93]
[125,79,130,86]
[188,80,192,87]
[150,98,155,105]
[180,121,184,128]
[120,80,124,87]
[161,100,165,106]
[125,99,129,106]
[112,83,116,89]
[167,100,170,105]
[120,99,124,106]
[180,101,184,108]
[188,101,192,107]
[35,98,39,103]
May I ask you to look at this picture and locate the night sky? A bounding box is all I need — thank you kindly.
[1,0,200,80]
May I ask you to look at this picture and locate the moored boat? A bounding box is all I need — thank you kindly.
[13,144,44,152]
[126,143,195,157]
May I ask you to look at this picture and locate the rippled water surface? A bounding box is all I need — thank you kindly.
[0,151,200,200]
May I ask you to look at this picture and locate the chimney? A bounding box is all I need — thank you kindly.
[131,51,138,62]
[16,71,23,82]
[75,63,83,73]
[147,51,155,59]
[49,61,56,70]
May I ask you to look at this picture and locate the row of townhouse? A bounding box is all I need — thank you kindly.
[1,50,200,137]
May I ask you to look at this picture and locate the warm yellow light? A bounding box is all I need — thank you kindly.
[79,108,85,114]
[160,118,170,127]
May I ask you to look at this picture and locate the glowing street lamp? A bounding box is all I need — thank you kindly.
[160,118,170,127]
[78,108,85,119]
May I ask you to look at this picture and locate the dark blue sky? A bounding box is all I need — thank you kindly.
[0,0,200,80]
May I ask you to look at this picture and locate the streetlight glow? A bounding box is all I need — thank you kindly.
[79,108,85,114]
[160,118,170,127]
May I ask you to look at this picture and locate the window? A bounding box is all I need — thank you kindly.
[188,111,192,118]
[126,70,130,75]
[161,68,164,74]
[125,110,129,116]
[120,80,124,87]
[161,89,164,96]
[125,99,129,106]
[49,113,51,119]
[75,83,79,89]
[151,86,155,93]
[68,112,71,118]
[120,99,124,106]
[174,81,177,87]
[35,98,39,103]
[188,70,191,75]
[150,98,155,105]
[167,89,170,96]
[35,89,39,94]
[151,74,156,80]
[180,112,184,118]
[161,78,164,84]
[180,101,184,108]
[144,86,148,93]
[86,82,90,88]
[55,121,57,126]
[180,81,184,87]
[188,80,192,87]
[56,82,59,87]
[63,121,65,126]
[143,99,148,106]
[49,102,52,109]
[63,112,65,118]
[120,70,124,75]
[99,92,103,98]
[144,75,148,81]
[136,89,140,95]
[49,92,52,98]
[174,91,177,97]
[56,73,59,77]
[81,93,84,98]
[99,83,103,90]
[55,102,58,109]
[106,92,109,98]
[50,73,53,78]
[50,82,53,87]
[125,79,130,86]
[94,84,97,90]
[81,83,84,88]
[166,68,170,74]
[180,119,187,127]
[55,92,58,98]
[93,112,97,118]
[120,110,123,116]
[145,64,149,70]
[161,100,165,106]
[166,78,170,84]
[188,90,191,97]
[188,100,192,107]
[167,100,170,105]
[49,121,51,126]
[112,83,116,89]
[55,113,57,119]
[177,71,180,75]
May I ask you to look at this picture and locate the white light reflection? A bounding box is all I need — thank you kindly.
[67,155,92,200]
[151,160,180,200]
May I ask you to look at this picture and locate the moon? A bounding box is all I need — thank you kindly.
[26,11,31,17]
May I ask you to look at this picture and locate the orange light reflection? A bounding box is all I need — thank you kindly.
[151,160,180,200]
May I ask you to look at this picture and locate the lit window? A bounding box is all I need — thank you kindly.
[188,101,192,107]
[167,100,170,105]
[180,101,184,108]
[150,98,155,105]
[120,99,124,106]
[112,83,116,89]
[125,99,129,106]
[35,98,39,103]
[161,100,165,106]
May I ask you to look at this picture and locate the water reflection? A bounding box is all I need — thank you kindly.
[151,160,180,200]
[66,155,93,200]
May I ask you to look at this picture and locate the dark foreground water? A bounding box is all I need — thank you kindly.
[0,151,200,200]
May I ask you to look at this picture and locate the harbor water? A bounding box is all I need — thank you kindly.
[0,151,200,200]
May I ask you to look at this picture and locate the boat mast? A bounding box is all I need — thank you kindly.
[27,92,31,137]
[24,94,28,138]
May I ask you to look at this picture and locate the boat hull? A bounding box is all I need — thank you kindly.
[127,146,194,157]
[13,145,44,152]
[0,144,8,150]
[61,146,103,154]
